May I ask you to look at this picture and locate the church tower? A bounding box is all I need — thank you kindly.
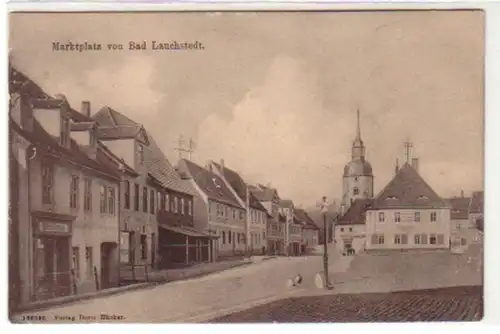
[341,109,374,214]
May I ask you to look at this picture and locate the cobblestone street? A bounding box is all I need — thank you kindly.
[210,285,483,323]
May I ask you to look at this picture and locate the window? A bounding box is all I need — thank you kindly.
[188,200,193,216]
[430,212,437,222]
[394,234,401,244]
[142,187,148,212]
[222,231,226,245]
[124,181,131,209]
[157,191,162,211]
[378,235,385,244]
[394,212,401,223]
[349,228,353,232]
[461,238,467,246]
[181,198,185,215]
[84,178,92,211]
[174,197,178,213]
[41,161,54,204]
[140,234,148,259]
[165,193,169,211]
[414,212,420,222]
[108,187,115,215]
[150,189,155,214]
[85,247,93,279]
[72,247,80,279]
[401,234,408,245]
[134,184,140,211]
[378,212,385,222]
[228,230,232,244]
[70,175,79,209]
[430,234,437,245]
[137,144,144,164]
[414,235,421,245]
[340,228,344,232]
[353,187,359,195]
[371,234,384,245]
[232,209,236,220]
[437,234,444,245]
[100,184,107,213]
[239,211,244,220]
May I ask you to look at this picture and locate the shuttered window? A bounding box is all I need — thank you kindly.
[437,234,444,245]
[401,234,408,244]
[421,234,428,244]
[371,234,378,245]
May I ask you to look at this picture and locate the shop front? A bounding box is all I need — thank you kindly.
[32,213,73,302]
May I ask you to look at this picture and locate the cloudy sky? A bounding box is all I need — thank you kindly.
[9,11,484,208]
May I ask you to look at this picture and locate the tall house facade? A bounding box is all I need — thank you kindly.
[249,184,286,255]
[176,159,246,259]
[9,67,123,309]
[209,160,269,255]
[92,107,201,270]
[341,109,374,215]
[280,200,303,256]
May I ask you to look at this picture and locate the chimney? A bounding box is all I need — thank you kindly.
[81,101,91,118]
[461,190,465,198]
[220,159,225,171]
[411,157,419,173]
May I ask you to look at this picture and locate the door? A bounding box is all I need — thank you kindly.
[33,236,70,301]
[151,233,156,269]
[100,243,116,289]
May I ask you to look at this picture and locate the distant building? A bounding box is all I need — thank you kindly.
[209,160,269,255]
[249,184,287,255]
[341,109,374,215]
[280,199,302,256]
[365,160,451,250]
[469,191,484,230]
[93,107,210,269]
[446,192,482,251]
[335,199,372,254]
[176,159,245,259]
[9,66,123,308]
[294,208,320,253]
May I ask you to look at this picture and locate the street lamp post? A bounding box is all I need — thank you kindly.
[321,196,333,290]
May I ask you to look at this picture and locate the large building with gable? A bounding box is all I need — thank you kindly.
[365,160,451,250]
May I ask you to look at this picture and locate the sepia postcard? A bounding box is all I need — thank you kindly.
[7,9,484,323]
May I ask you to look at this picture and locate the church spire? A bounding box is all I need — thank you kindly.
[352,108,365,160]
[356,108,361,140]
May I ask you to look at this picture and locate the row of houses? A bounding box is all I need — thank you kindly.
[8,65,320,311]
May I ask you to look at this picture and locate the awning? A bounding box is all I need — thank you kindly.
[159,224,218,239]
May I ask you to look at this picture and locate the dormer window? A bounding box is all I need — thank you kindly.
[417,195,429,200]
[137,144,144,164]
[60,115,70,147]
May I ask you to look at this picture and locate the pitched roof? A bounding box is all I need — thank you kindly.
[280,199,294,208]
[10,118,120,180]
[470,191,484,214]
[249,184,280,203]
[337,199,373,226]
[179,159,244,209]
[70,121,95,131]
[92,107,193,195]
[371,163,449,210]
[211,162,267,212]
[295,208,320,229]
[445,197,471,220]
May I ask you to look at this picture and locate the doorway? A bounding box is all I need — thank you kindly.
[100,242,117,290]
[33,236,70,301]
